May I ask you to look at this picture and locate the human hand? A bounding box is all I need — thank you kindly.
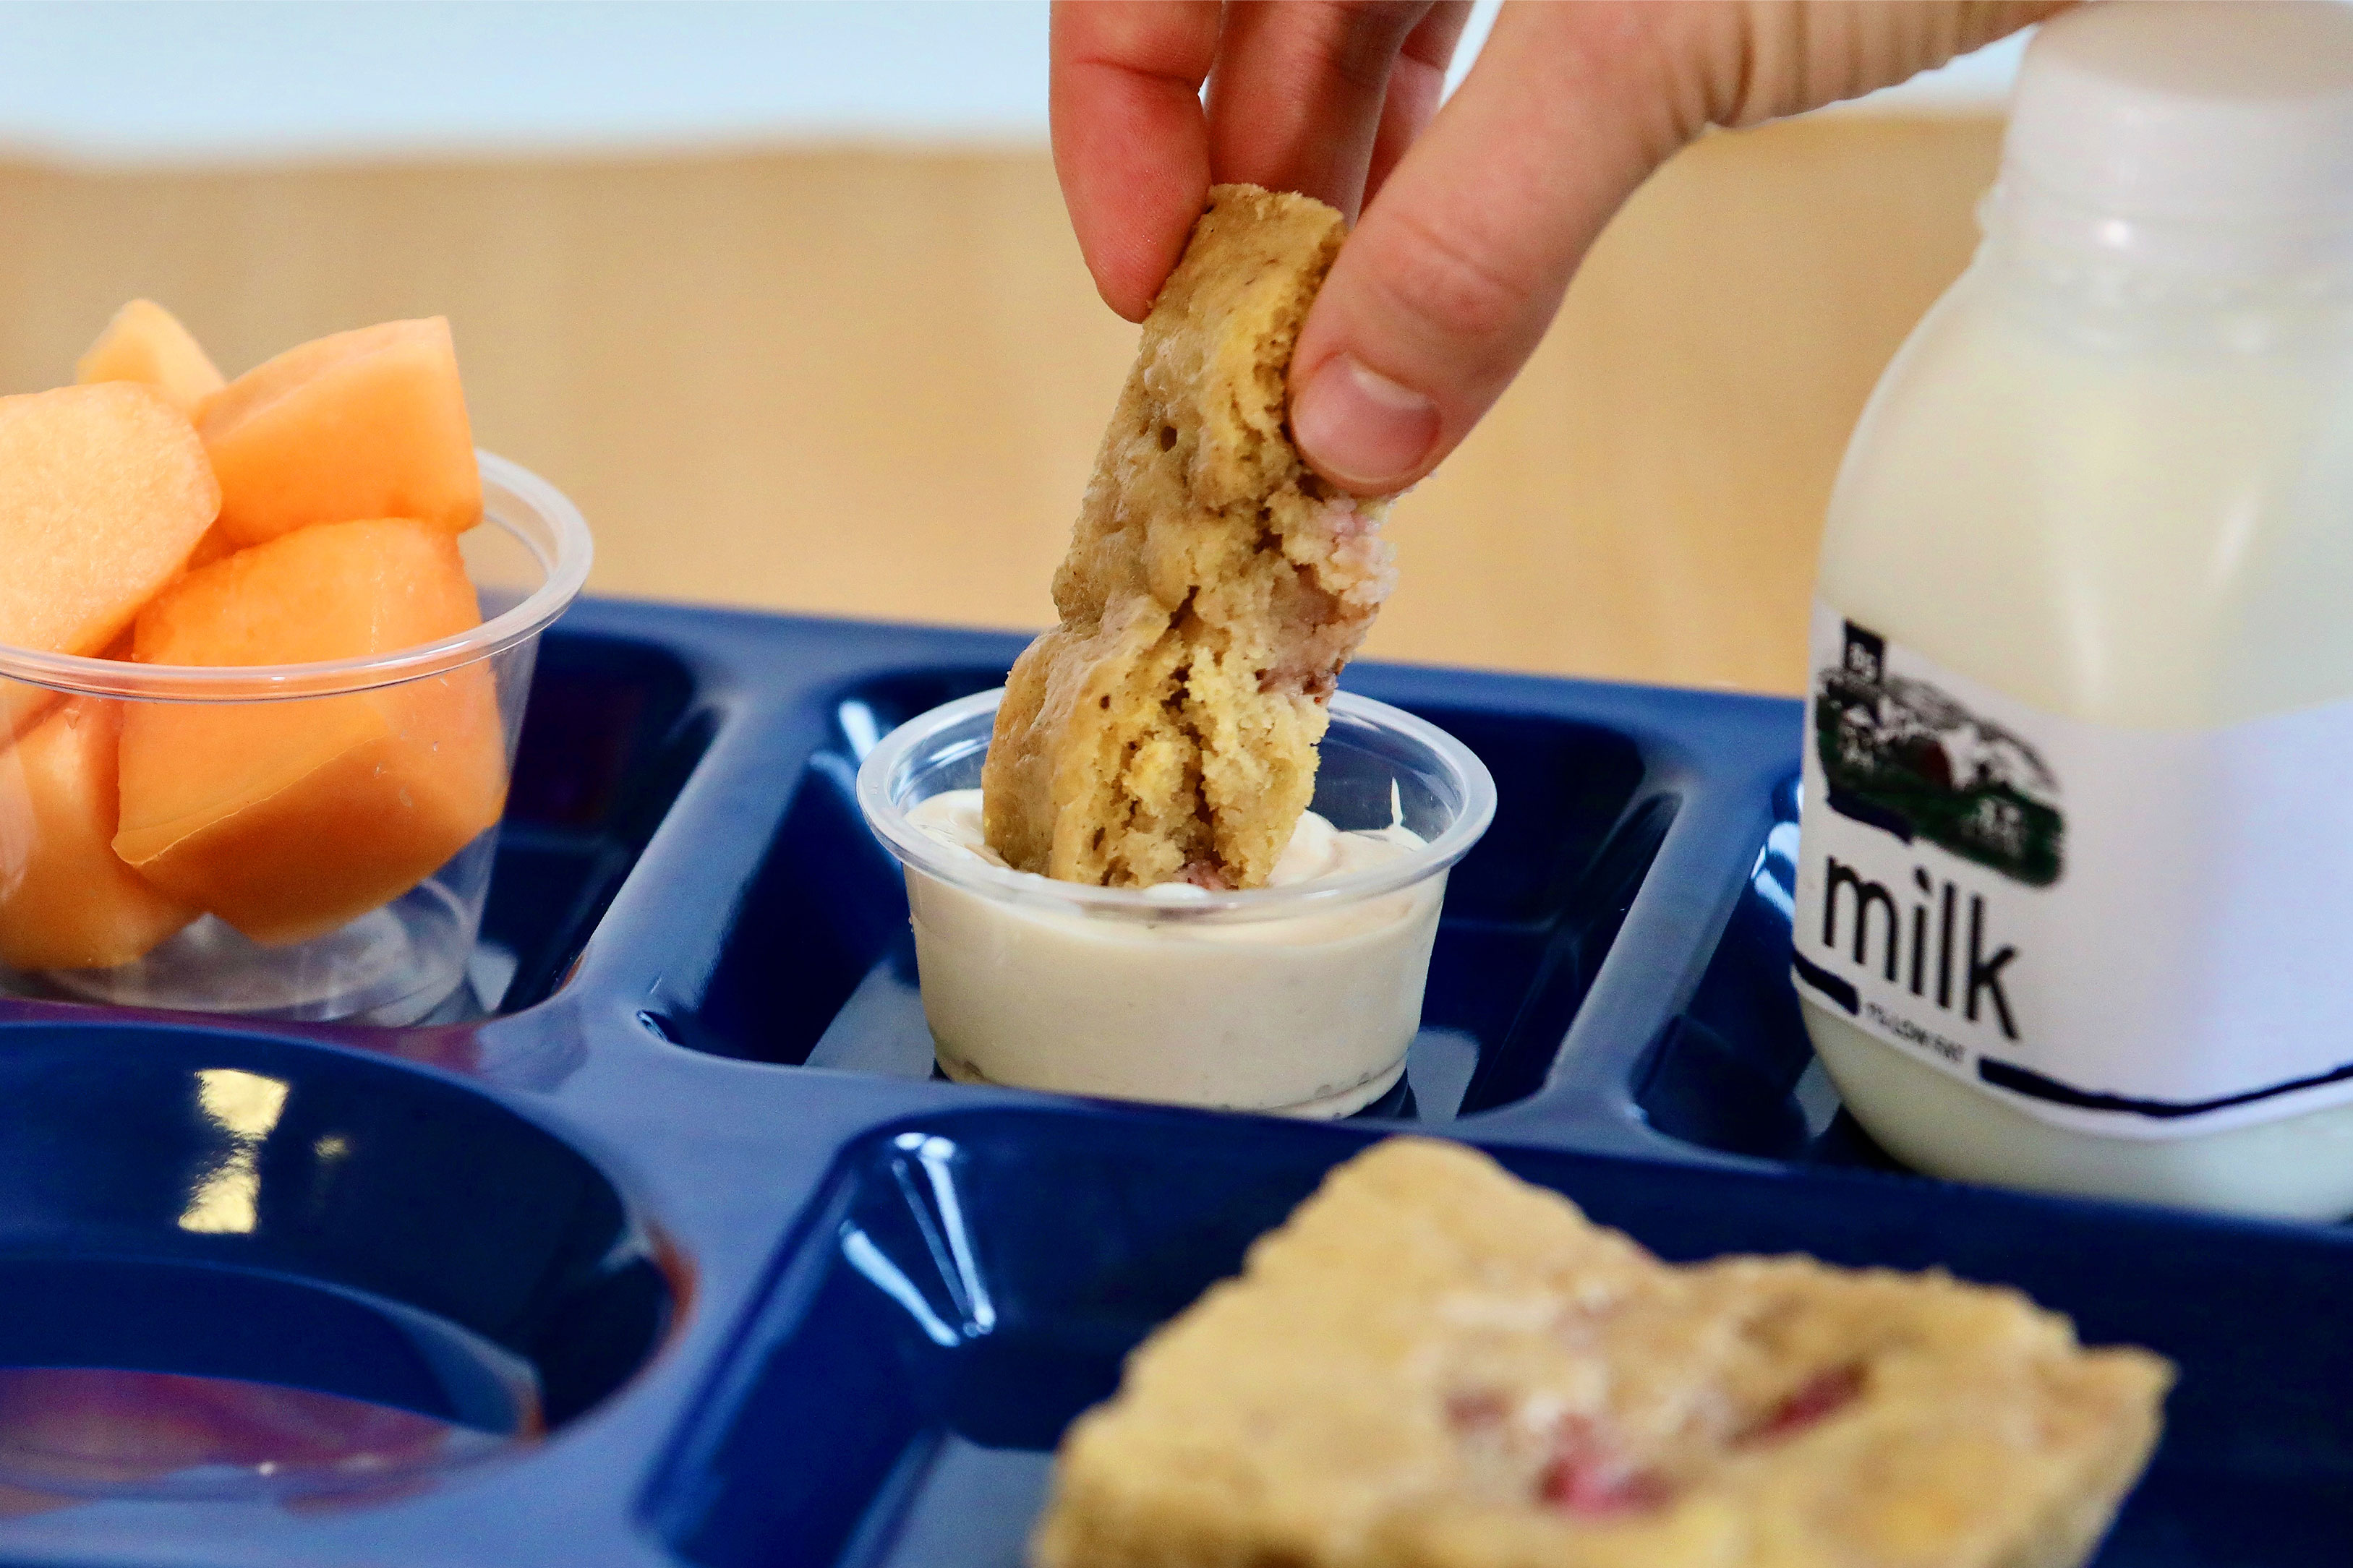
[1052,1,2070,494]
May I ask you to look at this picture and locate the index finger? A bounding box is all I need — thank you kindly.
[1051,1,1224,320]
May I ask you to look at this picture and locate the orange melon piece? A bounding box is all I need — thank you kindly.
[0,383,220,661]
[115,518,508,947]
[0,634,132,746]
[1,684,61,745]
[74,299,226,416]
[183,524,237,573]
[0,698,197,969]
[200,318,482,547]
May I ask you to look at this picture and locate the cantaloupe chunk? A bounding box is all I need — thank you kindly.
[1,682,61,745]
[184,524,236,573]
[0,697,196,969]
[74,299,226,416]
[0,383,220,661]
[200,318,481,547]
[0,635,133,746]
[115,518,508,947]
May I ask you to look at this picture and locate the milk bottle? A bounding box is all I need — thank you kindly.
[1794,1,2353,1218]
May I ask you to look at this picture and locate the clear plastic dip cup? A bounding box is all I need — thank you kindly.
[0,453,590,1025]
[858,689,1497,1116]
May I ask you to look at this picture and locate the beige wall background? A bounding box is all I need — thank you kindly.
[0,113,2000,695]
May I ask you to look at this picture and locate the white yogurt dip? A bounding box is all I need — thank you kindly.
[900,789,1441,1115]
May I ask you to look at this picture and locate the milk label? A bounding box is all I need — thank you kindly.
[1795,600,2353,1138]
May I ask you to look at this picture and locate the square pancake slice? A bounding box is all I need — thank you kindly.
[1033,1139,2171,1568]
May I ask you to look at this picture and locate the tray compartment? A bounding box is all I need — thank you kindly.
[1632,775,1940,1171]
[652,1107,2353,1568]
[662,667,1667,1123]
[0,1020,674,1501]
[475,629,713,1015]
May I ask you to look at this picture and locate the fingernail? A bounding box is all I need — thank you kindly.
[1291,354,1440,491]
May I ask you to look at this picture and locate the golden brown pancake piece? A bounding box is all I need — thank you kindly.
[982,184,1398,889]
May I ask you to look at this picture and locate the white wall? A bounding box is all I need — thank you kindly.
[0,1,1056,163]
[0,0,2017,168]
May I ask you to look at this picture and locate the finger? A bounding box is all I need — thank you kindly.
[1365,1,1474,205]
[1290,0,2067,493]
[1290,1,1684,494]
[1051,1,1223,320]
[1203,1,1436,223]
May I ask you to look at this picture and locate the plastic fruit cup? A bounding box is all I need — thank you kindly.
[857,689,1497,1117]
[0,454,590,1025]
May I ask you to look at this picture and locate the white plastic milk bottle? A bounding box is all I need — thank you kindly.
[1794,1,2353,1219]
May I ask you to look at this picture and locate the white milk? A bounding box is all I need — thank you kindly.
[1796,2,2353,1217]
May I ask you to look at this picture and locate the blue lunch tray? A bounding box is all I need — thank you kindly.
[0,599,2342,1567]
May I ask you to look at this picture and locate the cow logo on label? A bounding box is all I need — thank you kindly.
[1813,621,2064,886]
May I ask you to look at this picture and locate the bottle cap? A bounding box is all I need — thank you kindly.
[1998,1,2353,265]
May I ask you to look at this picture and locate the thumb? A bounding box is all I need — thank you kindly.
[1289,1,2069,494]
[1289,2,1685,493]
